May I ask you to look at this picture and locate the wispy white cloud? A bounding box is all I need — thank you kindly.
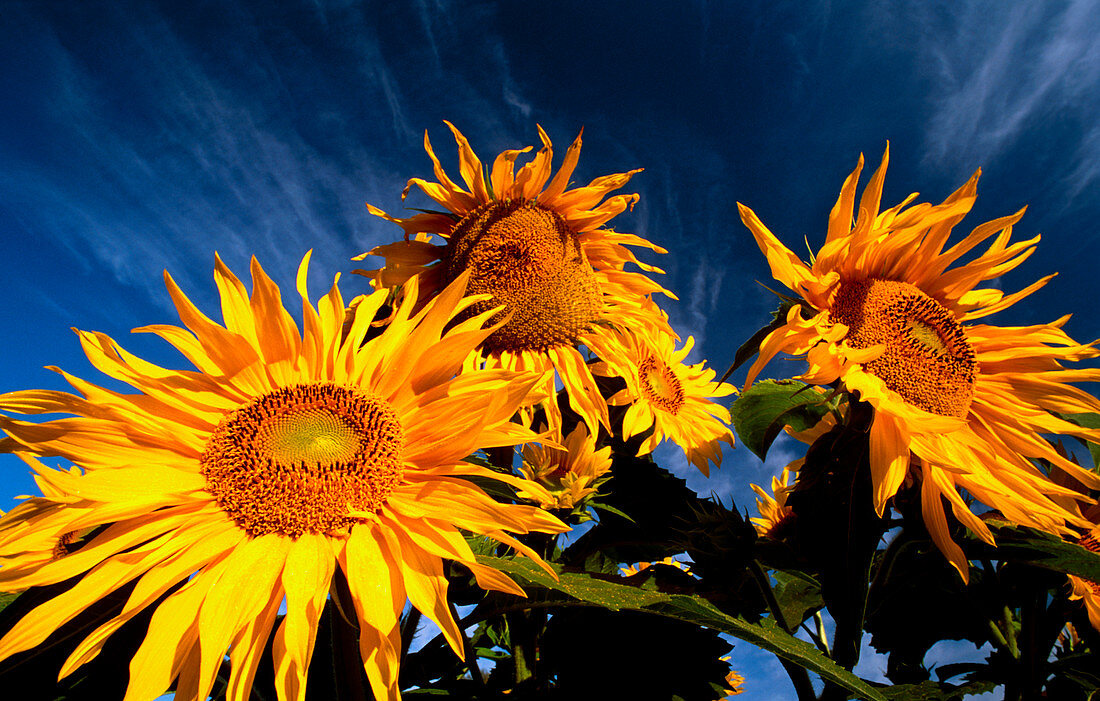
[903,0,1100,191]
[0,3,420,317]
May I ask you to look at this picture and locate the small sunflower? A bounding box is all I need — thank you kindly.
[718,658,746,698]
[0,253,567,700]
[360,122,673,434]
[519,418,613,513]
[605,316,735,476]
[749,464,800,540]
[738,146,1100,580]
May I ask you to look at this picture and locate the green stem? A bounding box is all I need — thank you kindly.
[748,559,792,632]
[814,610,831,657]
[1018,586,1046,700]
[747,559,816,701]
[1002,605,1020,659]
[986,617,1013,656]
[508,609,537,685]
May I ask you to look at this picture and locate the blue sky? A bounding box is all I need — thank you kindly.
[3,1,1100,697]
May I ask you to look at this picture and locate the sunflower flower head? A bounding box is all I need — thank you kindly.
[738,145,1100,581]
[360,122,674,434]
[520,419,613,513]
[750,463,800,540]
[0,252,568,701]
[718,657,746,698]
[1068,525,1100,632]
[604,309,736,476]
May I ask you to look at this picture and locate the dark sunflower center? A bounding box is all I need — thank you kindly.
[51,531,80,561]
[639,356,685,414]
[201,383,404,538]
[830,279,977,418]
[767,512,798,542]
[444,198,601,353]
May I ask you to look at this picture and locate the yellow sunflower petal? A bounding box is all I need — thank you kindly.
[274,533,336,701]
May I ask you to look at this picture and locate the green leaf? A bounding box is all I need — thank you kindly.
[731,379,833,461]
[875,678,1000,700]
[587,501,635,524]
[978,518,1100,582]
[0,592,18,616]
[771,569,823,629]
[477,554,888,701]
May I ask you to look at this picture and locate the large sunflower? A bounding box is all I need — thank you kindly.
[360,122,673,433]
[737,146,1100,579]
[0,253,567,700]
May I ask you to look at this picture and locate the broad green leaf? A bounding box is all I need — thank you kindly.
[979,519,1100,582]
[731,379,833,461]
[876,679,999,700]
[478,554,887,701]
[771,569,823,630]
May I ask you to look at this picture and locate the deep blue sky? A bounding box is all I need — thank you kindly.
[3,1,1100,697]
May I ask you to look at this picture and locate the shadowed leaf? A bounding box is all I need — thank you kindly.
[477,554,888,701]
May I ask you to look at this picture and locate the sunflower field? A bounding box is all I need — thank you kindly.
[0,124,1098,701]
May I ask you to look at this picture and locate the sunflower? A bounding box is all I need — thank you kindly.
[0,253,568,700]
[749,463,799,540]
[359,122,673,434]
[737,145,1100,580]
[519,417,613,513]
[0,458,90,571]
[718,658,746,698]
[1068,524,1100,632]
[604,313,735,477]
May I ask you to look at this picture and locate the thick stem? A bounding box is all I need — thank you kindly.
[748,559,793,632]
[508,609,538,685]
[778,658,820,701]
[790,400,884,701]
[1002,605,1020,659]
